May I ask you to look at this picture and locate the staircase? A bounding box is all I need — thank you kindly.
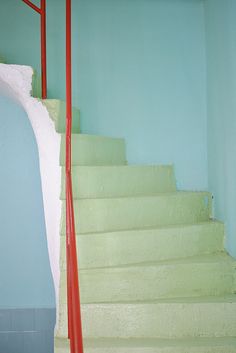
[49,103,236,352]
[1,58,236,352]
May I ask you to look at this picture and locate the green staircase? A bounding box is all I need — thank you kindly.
[1,57,236,352]
[42,100,236,353]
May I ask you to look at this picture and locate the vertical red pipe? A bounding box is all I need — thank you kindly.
[66,0,84,352]
[40,0,47,99]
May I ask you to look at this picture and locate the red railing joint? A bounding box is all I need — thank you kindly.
[22,0,47,99]
[22,0,41,14]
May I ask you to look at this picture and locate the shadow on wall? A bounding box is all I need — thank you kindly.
[0,92,55,309]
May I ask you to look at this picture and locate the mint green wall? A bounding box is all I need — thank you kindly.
[0,0,208,190]
[205,0,236,257]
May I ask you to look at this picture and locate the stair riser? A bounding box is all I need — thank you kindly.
[59,261,235,303]
[60,135,126,166]
[60,223,224,269]
[61,193,212,234]
[57,302,236,339]
[61,166,176,199]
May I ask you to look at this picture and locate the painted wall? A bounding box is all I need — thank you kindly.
[205,0,236,257]
[0,0,208,190]
[0,93,55,308]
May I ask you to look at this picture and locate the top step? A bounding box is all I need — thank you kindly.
[41,99,80,133]
[0,56,6,64]
[31,70,41,98]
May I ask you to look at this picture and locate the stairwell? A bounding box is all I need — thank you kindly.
[1,61,236,353]
[52,106,236,352]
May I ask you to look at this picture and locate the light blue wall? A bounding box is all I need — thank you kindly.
[0,0,208,190]
[0,94,55,308]
[205,0,236,257]
[76,0,208,191]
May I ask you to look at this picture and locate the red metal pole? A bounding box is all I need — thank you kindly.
[40,0,47,99]
[22,0,47,99]
[66,196,73,340]
[65,0,84,352]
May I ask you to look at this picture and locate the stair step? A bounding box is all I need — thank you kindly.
[57,295,236,339]
[0,56,6,64]
[60,222,224,269]
[55,337,236,353]
[42,99,80,133]
[32,70,41,98]
[61,165,176,199]
[59,254,236,304]
[60,134,127,166]
[61,192,212,234]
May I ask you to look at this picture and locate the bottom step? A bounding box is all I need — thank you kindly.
[57,296,236,338]
[55,337,236,353]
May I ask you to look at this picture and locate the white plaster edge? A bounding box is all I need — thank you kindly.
[0,63,61,327]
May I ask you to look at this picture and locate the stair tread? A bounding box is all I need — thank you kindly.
[55,337,236,348]
[72,190,211,200]
[70,164,174,169]
[62,133,125,141]
[76,253,234,271]
[58,295,236,306]
[85,294,236,305]
[60,220,223,236]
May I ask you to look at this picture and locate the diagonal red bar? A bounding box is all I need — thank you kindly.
[22,0,41,14]
[65,0,84,352]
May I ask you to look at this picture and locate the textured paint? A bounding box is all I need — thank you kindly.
[61,165,176,199]
[59,254,236,303]
[60,222,225,269]
[56,121,236,352]
[56,126,236,352]
[57,297,236,338]
[61,192,212,234]
[205,0,236,258]
[0,0,208,191]
[60,134,127,166]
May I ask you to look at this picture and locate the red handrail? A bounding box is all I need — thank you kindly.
[22,0,47,99]
[22,1,83,351]
[65,1,84,353]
